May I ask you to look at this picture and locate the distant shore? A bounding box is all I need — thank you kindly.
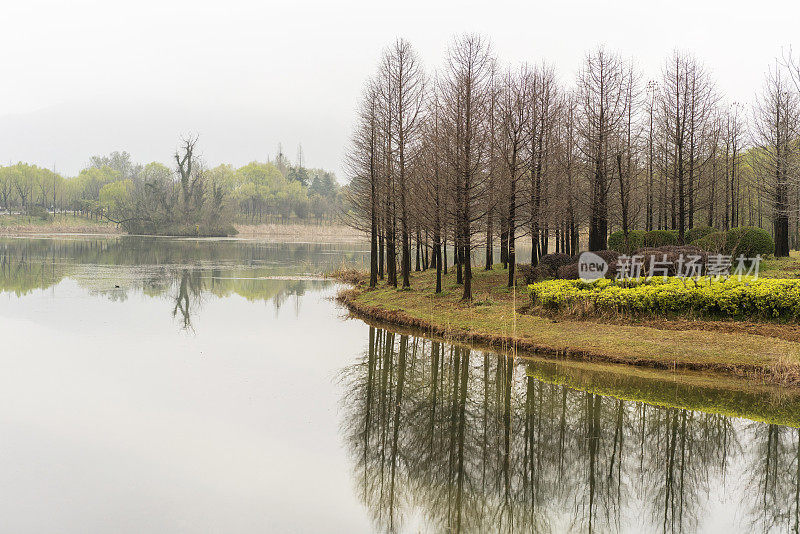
[234,223,366,242]
[0,214,365,242]
[0,214,122,236]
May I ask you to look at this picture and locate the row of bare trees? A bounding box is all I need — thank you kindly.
[345,35,800,300]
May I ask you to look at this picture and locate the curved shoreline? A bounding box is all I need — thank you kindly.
[336,302,800,427]
[335,269,800,387]
[337,288,769,378]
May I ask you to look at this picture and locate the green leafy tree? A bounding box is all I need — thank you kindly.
[99,180,132,220]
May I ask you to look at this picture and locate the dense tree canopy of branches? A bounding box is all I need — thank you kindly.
[346,36,800,299]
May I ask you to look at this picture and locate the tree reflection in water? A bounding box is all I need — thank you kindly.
[340,326,800,533]
[172,269,204,330]
[744,424,800,533]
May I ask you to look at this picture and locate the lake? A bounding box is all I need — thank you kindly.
[1,236,798,533]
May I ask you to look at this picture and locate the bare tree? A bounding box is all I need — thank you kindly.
[345,80,383,286]
[377,39,426,288]
[660,51,717,241]
[722,105,746,229]
[577,47,630,251]
[612,65,641,247]
[493,65,532,286]
[420,97,448,292]
[175,134,202,224]
[752,64,799,256]
[438,34,494,300]
[528,64,560,262]
[553,91,581,255]
[346,38,800,293]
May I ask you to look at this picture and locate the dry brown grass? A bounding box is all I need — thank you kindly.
[328,267,367,285]
[0,214,121,235]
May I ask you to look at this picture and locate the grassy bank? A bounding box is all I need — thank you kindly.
[336,266,800,386]
[0,214,120,235]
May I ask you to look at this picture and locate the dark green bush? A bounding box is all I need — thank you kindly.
[692,227,773,258]
[26,205,53,222]
[644,229,678,247]
[692,231,727,253]
[685,226,716,243]
[725,226,773,258]
[608,230,646,253]
[556,263,579,280]
[593,250,621,263]
[616,245,709,277]
[551,251,619,280]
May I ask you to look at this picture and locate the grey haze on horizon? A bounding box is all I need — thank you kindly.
[2,0,798,180]
[0,97,342,177]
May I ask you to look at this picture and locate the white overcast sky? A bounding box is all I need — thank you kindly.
[1,0,798,179]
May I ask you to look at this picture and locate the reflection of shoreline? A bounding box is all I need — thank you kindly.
[0,236,362,329]
[0,262,331,303]
[342,310,800,429]
[336,277,800,392]
[0,236,366,295]
[340,326,800,533]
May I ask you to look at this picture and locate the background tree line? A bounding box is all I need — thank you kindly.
[345,35,800,299]
[0,141,342,232]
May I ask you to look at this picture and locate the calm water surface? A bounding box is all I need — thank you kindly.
[1,236,799,533]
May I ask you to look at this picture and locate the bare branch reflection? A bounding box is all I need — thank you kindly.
[339,326,799,533]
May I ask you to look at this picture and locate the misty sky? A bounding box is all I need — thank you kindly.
[1,0,798,180]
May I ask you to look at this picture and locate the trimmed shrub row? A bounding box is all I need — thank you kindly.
[608,226,774,258]
[609,229,678,252]
[540,246,705,281]
[691,226,773,258]
[685,225,716,243]
[528,277,800,320]
[607,230,646,253]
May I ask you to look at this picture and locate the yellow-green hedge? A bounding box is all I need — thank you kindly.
[528,277,800,319]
